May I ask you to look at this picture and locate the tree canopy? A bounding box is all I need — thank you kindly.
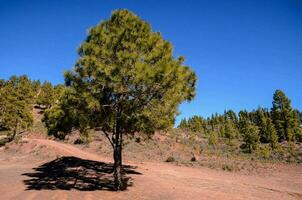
[0,76,35,140]
[36,81,55,109]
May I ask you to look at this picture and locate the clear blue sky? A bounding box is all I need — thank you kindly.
[1,0,302,124]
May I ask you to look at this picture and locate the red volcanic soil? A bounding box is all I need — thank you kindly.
[0,138,301,200]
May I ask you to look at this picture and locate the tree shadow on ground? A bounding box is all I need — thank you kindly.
[22,156,142,191]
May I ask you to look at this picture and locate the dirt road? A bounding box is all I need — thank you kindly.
[0,138,301,200]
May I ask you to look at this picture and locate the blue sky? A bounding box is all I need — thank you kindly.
[1,0,302,124]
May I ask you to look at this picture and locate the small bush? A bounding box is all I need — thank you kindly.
[0,137,9,147]
[166,156,176,162]
[79,129,93,144]
[190,156,196,162]
[258,146,271,159]
[74,138,85,144]
[208,132,218,146]
[14,135,22,144]
[135,137,141,143]
[222,164,234,172]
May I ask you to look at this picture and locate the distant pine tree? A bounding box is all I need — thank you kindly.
[241,124,260,153]
[271,90,301,142]
[187,116,205,133]
[255,108,269,143]
[36,81,55,108]
[225,109,238,125]
[178,118,188,129]
[223,119,237,144]
[238,110,250,133]
[0,76,34,140]
[266,117,279,150]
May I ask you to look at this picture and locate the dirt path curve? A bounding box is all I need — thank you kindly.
[25,138,111,162]
[0,138,301,200]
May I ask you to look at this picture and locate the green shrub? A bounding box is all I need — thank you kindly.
[258,146,271,159]
[0,137,9,147]
[190,156,196,162]
[79,129,93,144]
[208,131,218,146]
[240,124,260,153]
[222,164,234,172]
[166,156,176,162]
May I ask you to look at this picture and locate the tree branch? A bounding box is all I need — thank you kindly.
[102,129,114,148]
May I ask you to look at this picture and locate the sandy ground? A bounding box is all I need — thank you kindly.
[0,138,301,200]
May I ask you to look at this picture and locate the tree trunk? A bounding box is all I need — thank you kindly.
[113,117,123,191]
[9,121,18,142]
[113,142,123,190]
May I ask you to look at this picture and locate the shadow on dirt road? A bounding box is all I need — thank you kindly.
[22,156,141,191]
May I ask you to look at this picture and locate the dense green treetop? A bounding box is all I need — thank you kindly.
[62,9,196,135]
[0,76,34,138]
[36,81,55,108]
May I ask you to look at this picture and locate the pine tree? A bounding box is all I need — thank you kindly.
[45,9,196,190]
[225,109,238,125]
[266,117,279,150]
[187,115,205,133]
[271,90,301,142]
[208,131,218,146]
[292,111,302,142]
[43,88,79,140]
[224,119,237,144]
[53,84,66,102]
[238,110,249,133]
[36,81,55,108]
[255,108,269,143]
[241,124,260,153]
[178,118,188,129]
[31,80,41,99]
[0,76,34,140]
[294,109,302,124]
